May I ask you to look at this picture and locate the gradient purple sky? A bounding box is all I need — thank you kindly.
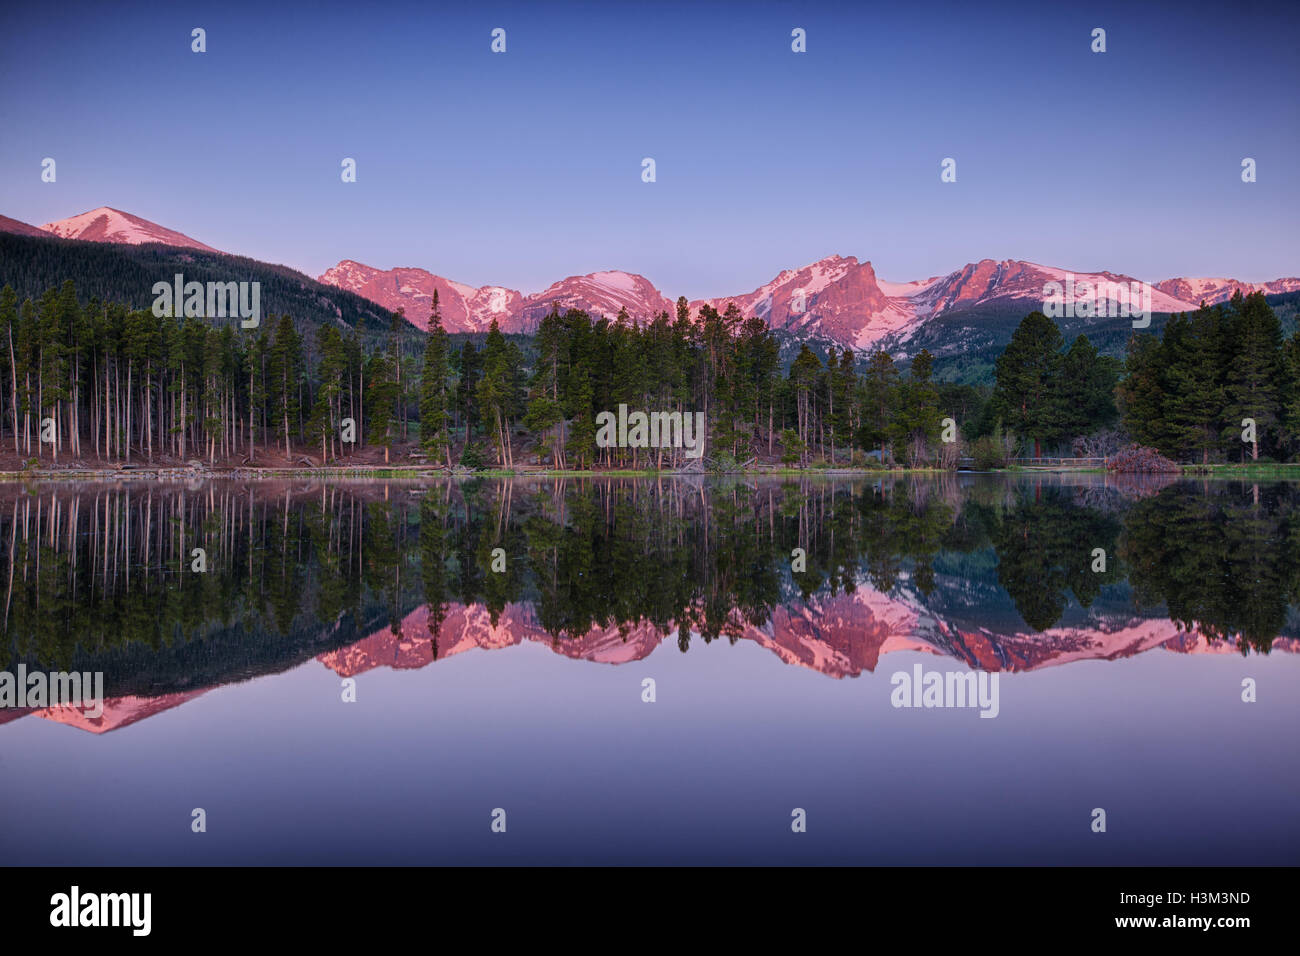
[1,0,1297,297]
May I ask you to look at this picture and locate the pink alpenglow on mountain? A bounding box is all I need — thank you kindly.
[689,255,905,348]
[317,260,524,333]
[318,262,672,334]
[0,214,54,238]
[39,206,220,253]
[14,204,1299,349]
[516,271,675,330]
[1153,276,1300,305]
[321,252,1299,349]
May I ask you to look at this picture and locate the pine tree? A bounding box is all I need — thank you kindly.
[1222,291,1283,461]
[36,286,68,459]
[1163,308,1228,464]
[366,352,399,463]
[419,293,453,467]
[200,326,224,464]
[1283,329,1300,459]
[568,362,597,469]
[269,314,302,459]
[739,316,780,457]
[1059,334,1119,441]
[891,349,942,466]
[524,309,566,468]
[992,312,1066,457]
[789,345,822,465]
[827,347,856,464]
[858,350,898,463]
[0,285,19,455]
[16,299,35,456]
[1117,331,1169,452]
[457,340,482,444]
[476,319,521,468]
[307,326,345,462]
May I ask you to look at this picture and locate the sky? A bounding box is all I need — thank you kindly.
[1,0,1297,298]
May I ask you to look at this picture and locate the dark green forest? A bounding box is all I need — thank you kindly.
[1,237,1298,469]
[1117,291,1300,463]
[0,232,396,337]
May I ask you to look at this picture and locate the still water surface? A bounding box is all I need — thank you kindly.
[1,475,1297,864]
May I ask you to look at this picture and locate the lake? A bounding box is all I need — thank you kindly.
[1,474,1297,865]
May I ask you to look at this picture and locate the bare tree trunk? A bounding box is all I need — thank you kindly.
[125,362,132,462]
[7,324,17,455]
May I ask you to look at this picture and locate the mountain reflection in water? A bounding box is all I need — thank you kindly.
[2,475,1297,734]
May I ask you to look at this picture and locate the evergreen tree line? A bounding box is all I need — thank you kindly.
[0,280,430,465]
[989,311,1122,458]
[1117,291,1300,463]
[422,295,997,469]
[982,291,1300,464]
[3,280,1292,469]
[0,232,395,339]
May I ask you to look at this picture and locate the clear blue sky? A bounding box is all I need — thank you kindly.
[1,0,1297,297]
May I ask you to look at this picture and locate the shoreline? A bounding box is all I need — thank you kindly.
[0,463,1295,481]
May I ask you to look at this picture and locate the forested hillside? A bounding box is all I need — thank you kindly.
[0,232,398,343]
[0,246,1295,470]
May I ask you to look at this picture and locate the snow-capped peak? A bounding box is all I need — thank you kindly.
[39,206,219,253]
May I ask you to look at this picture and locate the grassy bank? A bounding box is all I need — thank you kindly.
[1179,463,1300,478]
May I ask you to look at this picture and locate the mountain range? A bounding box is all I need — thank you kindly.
[5,207,1299,356]
[319,253,1300,352]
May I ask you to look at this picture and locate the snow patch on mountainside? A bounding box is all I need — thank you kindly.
[40,206,219,253]
[310,252,1299,348]
[590,270,640,292]
[18,204,1300,352]
[876,276,942,298]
